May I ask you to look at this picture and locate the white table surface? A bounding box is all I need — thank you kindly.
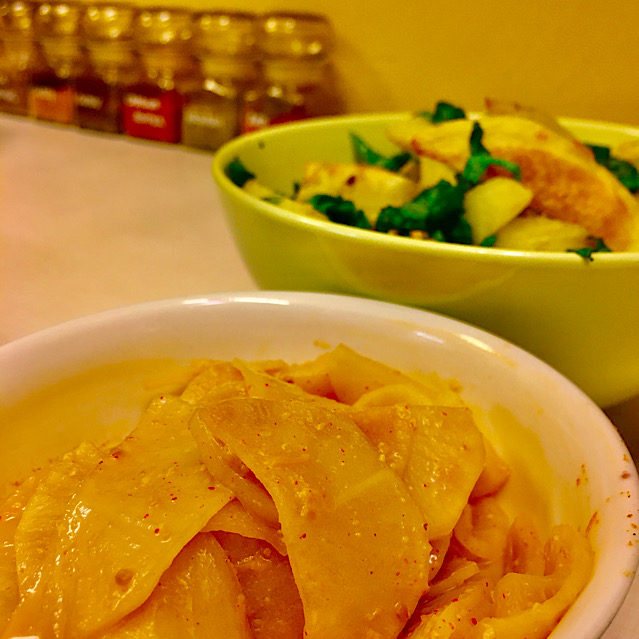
[1,114,637,637]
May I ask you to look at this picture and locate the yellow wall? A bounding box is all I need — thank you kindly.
[143,0,639,126]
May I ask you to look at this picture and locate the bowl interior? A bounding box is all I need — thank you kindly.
[212,112,639,251]
[1,292,637,638]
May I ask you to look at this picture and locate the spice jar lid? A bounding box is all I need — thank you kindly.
[82,2,136,41]
[135,7,192,46]
[0,0,36,34]
[259,12,334,59]
[192,11,257,58]
[34,1,82,37]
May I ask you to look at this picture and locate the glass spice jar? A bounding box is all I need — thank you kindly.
[122,7,195,144]
[241,12,343,133]
[182,10,258,151]
[76,2,138,133]
[0,0,43,116]
[31,0,84,124]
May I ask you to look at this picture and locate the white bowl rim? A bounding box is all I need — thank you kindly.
[212,112,639,265]
[0,290,637,639]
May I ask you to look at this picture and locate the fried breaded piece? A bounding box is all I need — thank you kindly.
[387,114,639,251]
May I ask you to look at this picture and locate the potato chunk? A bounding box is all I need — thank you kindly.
[462,177,533,244]
[494,214,592,251]
[193,397,430,639]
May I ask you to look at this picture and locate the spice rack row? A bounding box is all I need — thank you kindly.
[0,2,344,150]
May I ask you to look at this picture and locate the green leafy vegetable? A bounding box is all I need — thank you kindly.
[586,144,639,192]
[463,123,522,183]
[567,237,612,261]
[227,157,255,187]
[310,194,372,229]
[349,133,412,172]
[376,179,469,242]
[418,101,467,124]
[588,144,611,163]
[372,122,524,243]
[445,216,473,245]
[480,235,497,247]
[469,121,490,156]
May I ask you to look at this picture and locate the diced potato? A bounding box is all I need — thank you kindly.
[612,138,639,168]
[243,179,324,220]
[462,177,534,244]
[418,155,458,189]
[296,161,418,225]
[494,214,592,251]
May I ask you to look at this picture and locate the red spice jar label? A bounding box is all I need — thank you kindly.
[122,90,183,143]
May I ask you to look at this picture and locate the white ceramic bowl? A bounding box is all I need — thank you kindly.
[0,292,637,638]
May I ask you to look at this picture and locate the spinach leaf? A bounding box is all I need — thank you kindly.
[586,144,639,192]
[480,235,497,247]
[463,122,522,183]
[226,157,255,188]
[349,133,412,172]
[376,179,469,243]
[567,237,612,261]
[418,101,467,124]
[310,194,372,229]
[445,216,473,245]
[469,121,490,156]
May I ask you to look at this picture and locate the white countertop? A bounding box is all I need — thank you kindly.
[1,114,637,637]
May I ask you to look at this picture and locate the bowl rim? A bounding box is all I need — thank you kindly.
[0,291,637,639]
[212,111,639,266]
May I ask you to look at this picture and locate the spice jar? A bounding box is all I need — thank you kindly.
[182,10,258,151]
[241,12,342,133]
[0,0,43,115]
[122,7,194,144]
[31,1,84,124]
[76,2,138,133]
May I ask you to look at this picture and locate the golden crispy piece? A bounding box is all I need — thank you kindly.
[387,114,639,251]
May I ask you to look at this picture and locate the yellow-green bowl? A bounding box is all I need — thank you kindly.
[212,113,639,407]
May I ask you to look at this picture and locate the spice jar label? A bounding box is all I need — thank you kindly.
[122,90,182,143]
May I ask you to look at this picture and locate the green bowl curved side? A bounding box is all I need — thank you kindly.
[212,114,639,407]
